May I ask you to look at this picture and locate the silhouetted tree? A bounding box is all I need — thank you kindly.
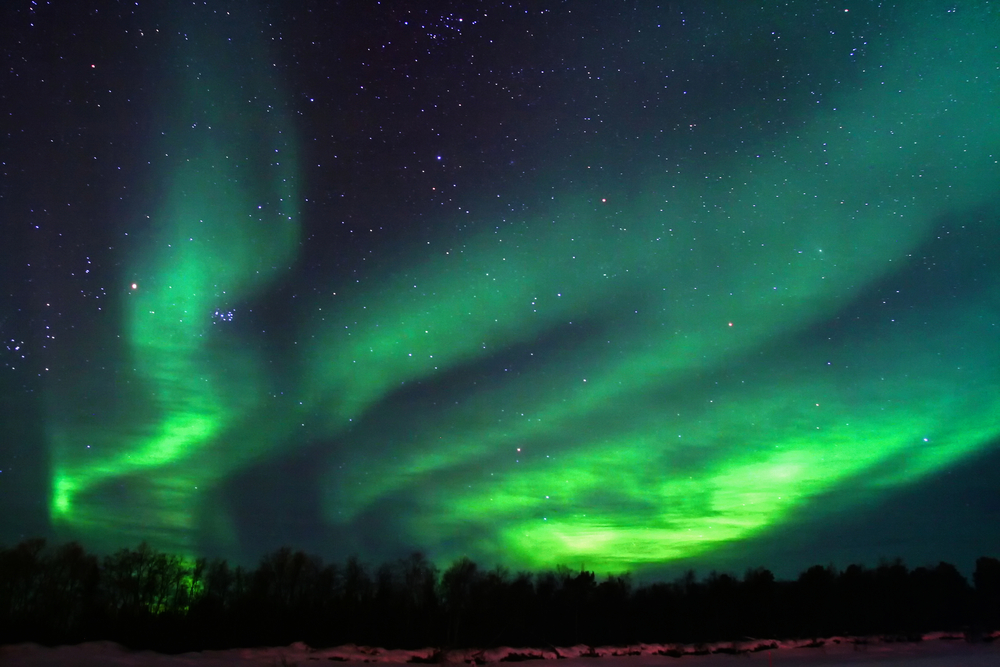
[37,541,100,639]
[795,564,836,637]
[440,556,478,646]
[340,555,373,643]
[974,556,1000,629]
[2,537,999,651]
[909,562,969,631]
[741,567,777,638]
[561,568,597,644]
[593,573,631,644]
[0,538,46,642]
[838,563,872,634]
[872,558,910,633]
[399,552,438,646]
[101,542,177,618]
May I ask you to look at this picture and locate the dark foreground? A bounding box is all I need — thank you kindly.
[3,539,1000,653]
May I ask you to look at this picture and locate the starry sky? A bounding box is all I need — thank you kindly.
[2,0,999,579]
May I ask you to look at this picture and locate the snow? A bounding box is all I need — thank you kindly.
[2,634,998,667]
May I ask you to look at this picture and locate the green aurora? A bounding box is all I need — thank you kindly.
[47,4,999,571]
[50,6,301,549]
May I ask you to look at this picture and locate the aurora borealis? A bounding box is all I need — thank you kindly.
[2,1,999,576]
[48,2,303,553]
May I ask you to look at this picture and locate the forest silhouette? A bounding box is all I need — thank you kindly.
[1,539,999,654]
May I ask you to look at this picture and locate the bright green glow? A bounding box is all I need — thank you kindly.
[49,6,1000,569]
[320,278,1000,569]
[50,6,299,551]
[309,10,1000,570]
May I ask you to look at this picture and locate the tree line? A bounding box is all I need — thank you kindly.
[1,538,999,653]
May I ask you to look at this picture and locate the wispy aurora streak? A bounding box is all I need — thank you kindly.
[51,6,300,548]
[51,7,999,569]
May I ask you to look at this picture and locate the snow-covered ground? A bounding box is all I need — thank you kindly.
[2,634,999,667]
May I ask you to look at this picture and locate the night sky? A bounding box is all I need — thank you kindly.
[2,0,999,580]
